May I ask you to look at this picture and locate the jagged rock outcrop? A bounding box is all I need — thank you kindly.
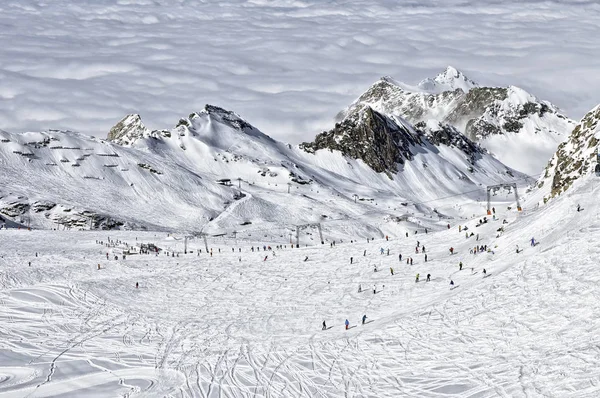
[107,114,170,146]
[301,106,422,174]
[415,121,482,156]
[541,104,600,199]
[301,105,490,177]
[107,114,149,145]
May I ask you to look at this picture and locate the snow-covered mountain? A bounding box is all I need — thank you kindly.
[337,67,575,175]
[0,104,525,234]
[536,103,600,201]
[301,104,509,178]
[417,66,479,94]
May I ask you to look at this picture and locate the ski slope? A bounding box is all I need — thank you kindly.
[1,175,599,397]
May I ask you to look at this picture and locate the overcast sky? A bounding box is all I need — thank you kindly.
[0,0,599,143]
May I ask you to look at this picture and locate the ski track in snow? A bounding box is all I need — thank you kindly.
[2,179,600,396]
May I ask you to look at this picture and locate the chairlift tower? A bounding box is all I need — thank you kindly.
[486,183,521,214]
[295,223,324,247]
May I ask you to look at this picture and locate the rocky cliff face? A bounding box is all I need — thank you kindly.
[540,104,600,199]
[302,106,421,175]
[301,105,487,176]
[107,114,170,146]
[415,121,482,156]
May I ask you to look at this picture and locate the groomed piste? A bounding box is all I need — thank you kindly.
[1,174,599,397]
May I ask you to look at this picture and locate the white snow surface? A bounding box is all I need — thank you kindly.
[1,172,599,396]
[0,0,599,143]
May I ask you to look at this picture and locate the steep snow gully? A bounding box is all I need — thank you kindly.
[1,174,600,397]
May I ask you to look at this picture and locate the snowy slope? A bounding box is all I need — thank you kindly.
[338,68,575,175]
[0,105,528,237]
[0,164,599,396]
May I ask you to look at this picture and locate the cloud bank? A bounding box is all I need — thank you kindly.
[0,0,598,143]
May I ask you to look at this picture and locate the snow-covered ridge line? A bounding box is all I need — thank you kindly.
[1,100,525,233]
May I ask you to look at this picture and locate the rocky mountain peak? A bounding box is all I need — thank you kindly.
[200,104,254,132]
[302,105,423,175]
[541,104,600,199]
[418,66,478,93]
[107,114,149,146]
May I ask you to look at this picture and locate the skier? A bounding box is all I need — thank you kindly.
[358,284,362,293]
[362,314,367,325]
[322,321,327,330]
[364,250,367,256]
[264,255,268,261]
[449,247,454,255]
[374,265,378,272]
[390,267,394,276]
[345,319,350,330]
[492,207,496,214]
[405,232,408,238]
[426,273,431,282]
[386,235,388,241]
[399,253,402,261]
[415,247,419,254]
[373,285,376,294]
[380,248,384,255]
[530,237,536,247]
[410,258,413,265]
[450,280,454,286]
[483,268,487,275]
[577,204,581,212]
[304,256,308,262]
[424,254,428,262]
[135,282,139,289]
[387,248,390,256]
[459,262,463,271]
[516,245,520,254]
[415,273,420,283]
[97,264,100,270]
[350,257,353,264]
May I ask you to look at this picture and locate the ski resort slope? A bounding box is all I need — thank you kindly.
[1,177,600,397]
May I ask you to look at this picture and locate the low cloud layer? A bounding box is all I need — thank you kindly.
[0,0,598,142]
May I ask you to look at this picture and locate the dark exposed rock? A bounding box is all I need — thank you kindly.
[302,106,422,175]
[543,105,600,198]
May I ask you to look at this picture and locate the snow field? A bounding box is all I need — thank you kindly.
[1,177,600,396]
